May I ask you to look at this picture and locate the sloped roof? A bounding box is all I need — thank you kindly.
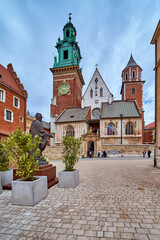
[101,101,141,118]
[42,121,50,130]
[56,107,90,123]
[123,54,142,71]
[151,19,160,44]
[0,63,27,99]
[145,122,155,129]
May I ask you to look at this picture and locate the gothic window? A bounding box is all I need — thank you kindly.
[125,123,133,135]
[107,123,115,135]
[125,73,128,81]
[64,50,68,59]
[90,89,93,98]
[66,126,75,137]
[132,71,135,78]
[100,87,103,97]
[66,30,69,37]
[132,87,135,94]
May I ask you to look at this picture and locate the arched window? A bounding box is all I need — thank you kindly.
[125,73,128,81]
[125,123,133,135]
[90,89,93,98]
[66,126,75,137]
[132,87,135,94]
[100,87,103,97]
[107,123,115,135]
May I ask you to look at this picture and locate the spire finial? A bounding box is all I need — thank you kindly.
[69,13,72,21]
[95,64,98,68]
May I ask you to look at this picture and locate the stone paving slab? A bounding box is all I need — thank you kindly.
[0,158,160,239]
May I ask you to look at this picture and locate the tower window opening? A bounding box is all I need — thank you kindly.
[100,87,103,97]
[125,73,128,81]
[90,89,93,98]
[132,71,135,78]
[66,30,69,37]
[64,50,68,59]
[132,87,135,94]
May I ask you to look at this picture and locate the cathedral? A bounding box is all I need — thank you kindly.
[49,15,146,157]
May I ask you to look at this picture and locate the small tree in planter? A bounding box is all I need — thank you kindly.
[5,128,48,205]
[58,134,82,188]
[0,141,13,188]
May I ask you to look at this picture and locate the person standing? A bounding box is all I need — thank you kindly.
[147,149,151,158]
[143,150,146,158]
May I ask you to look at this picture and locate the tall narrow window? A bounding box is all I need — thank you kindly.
[125,73,128,81]
[132,71,135,78]
[125,123,133,135]
[64,50,68,59]
[100,87,103,97]
[66,30,69,37]
[90,89,93,98]
[5,110,13,122]
[66,126,74,137]
[107,123,115,135]
[13,96,20,108]
[132,87,135,94]
[0,89,5,102]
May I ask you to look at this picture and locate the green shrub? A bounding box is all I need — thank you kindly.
[0,141,9,171]
[5,128,41,181]
[62,134,82,171]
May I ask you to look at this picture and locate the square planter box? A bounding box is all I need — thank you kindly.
[12,176,48,206]
[0,169,13,186]
[58,169,79,188]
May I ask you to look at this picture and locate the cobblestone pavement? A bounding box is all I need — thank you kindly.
[1,158,160,240]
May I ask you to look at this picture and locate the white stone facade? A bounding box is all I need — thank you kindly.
[82,68,113,119]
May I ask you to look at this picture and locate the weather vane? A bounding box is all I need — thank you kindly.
[95,64,98,68]
[69,13,72,21]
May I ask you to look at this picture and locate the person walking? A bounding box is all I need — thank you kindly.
[143,150,146,158]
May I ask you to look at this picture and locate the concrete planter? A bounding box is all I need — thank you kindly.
[0,169,13,186]
[12,176,48,206]
[58,169,79,188]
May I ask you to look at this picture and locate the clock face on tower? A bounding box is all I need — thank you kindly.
[58,82,70,95]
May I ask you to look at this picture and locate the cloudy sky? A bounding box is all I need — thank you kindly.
[0,0,159,125]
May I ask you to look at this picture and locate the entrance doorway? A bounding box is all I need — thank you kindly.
[87,141,94,157]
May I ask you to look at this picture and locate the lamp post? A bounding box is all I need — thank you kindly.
[120,114,123,145]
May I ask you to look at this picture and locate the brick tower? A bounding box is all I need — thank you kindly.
[120,54,145,142]
[50,14,85,144]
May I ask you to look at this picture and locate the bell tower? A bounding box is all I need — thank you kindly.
[50,14,85,144]
[120,54,145,142]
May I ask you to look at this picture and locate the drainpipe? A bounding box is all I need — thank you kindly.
[120,114,123,144]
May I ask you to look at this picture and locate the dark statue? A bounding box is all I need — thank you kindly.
[29,113,53,165]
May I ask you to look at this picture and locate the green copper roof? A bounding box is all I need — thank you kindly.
[101,101,141,118]
[53,16,82,68]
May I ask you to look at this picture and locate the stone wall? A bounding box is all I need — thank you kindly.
[44,144,154,160]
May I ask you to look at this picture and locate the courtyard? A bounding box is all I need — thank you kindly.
[0,157,160,240]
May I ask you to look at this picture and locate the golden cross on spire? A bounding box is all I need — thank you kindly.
[69,13,72,21]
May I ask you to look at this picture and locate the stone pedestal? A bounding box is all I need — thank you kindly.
[0,169,13,186]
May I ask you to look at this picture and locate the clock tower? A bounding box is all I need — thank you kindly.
[50,14,85,143]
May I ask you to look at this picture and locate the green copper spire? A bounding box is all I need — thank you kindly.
[53,14,82,68]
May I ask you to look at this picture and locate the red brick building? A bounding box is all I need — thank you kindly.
[144,122,155,144]
[0,63,28,140]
